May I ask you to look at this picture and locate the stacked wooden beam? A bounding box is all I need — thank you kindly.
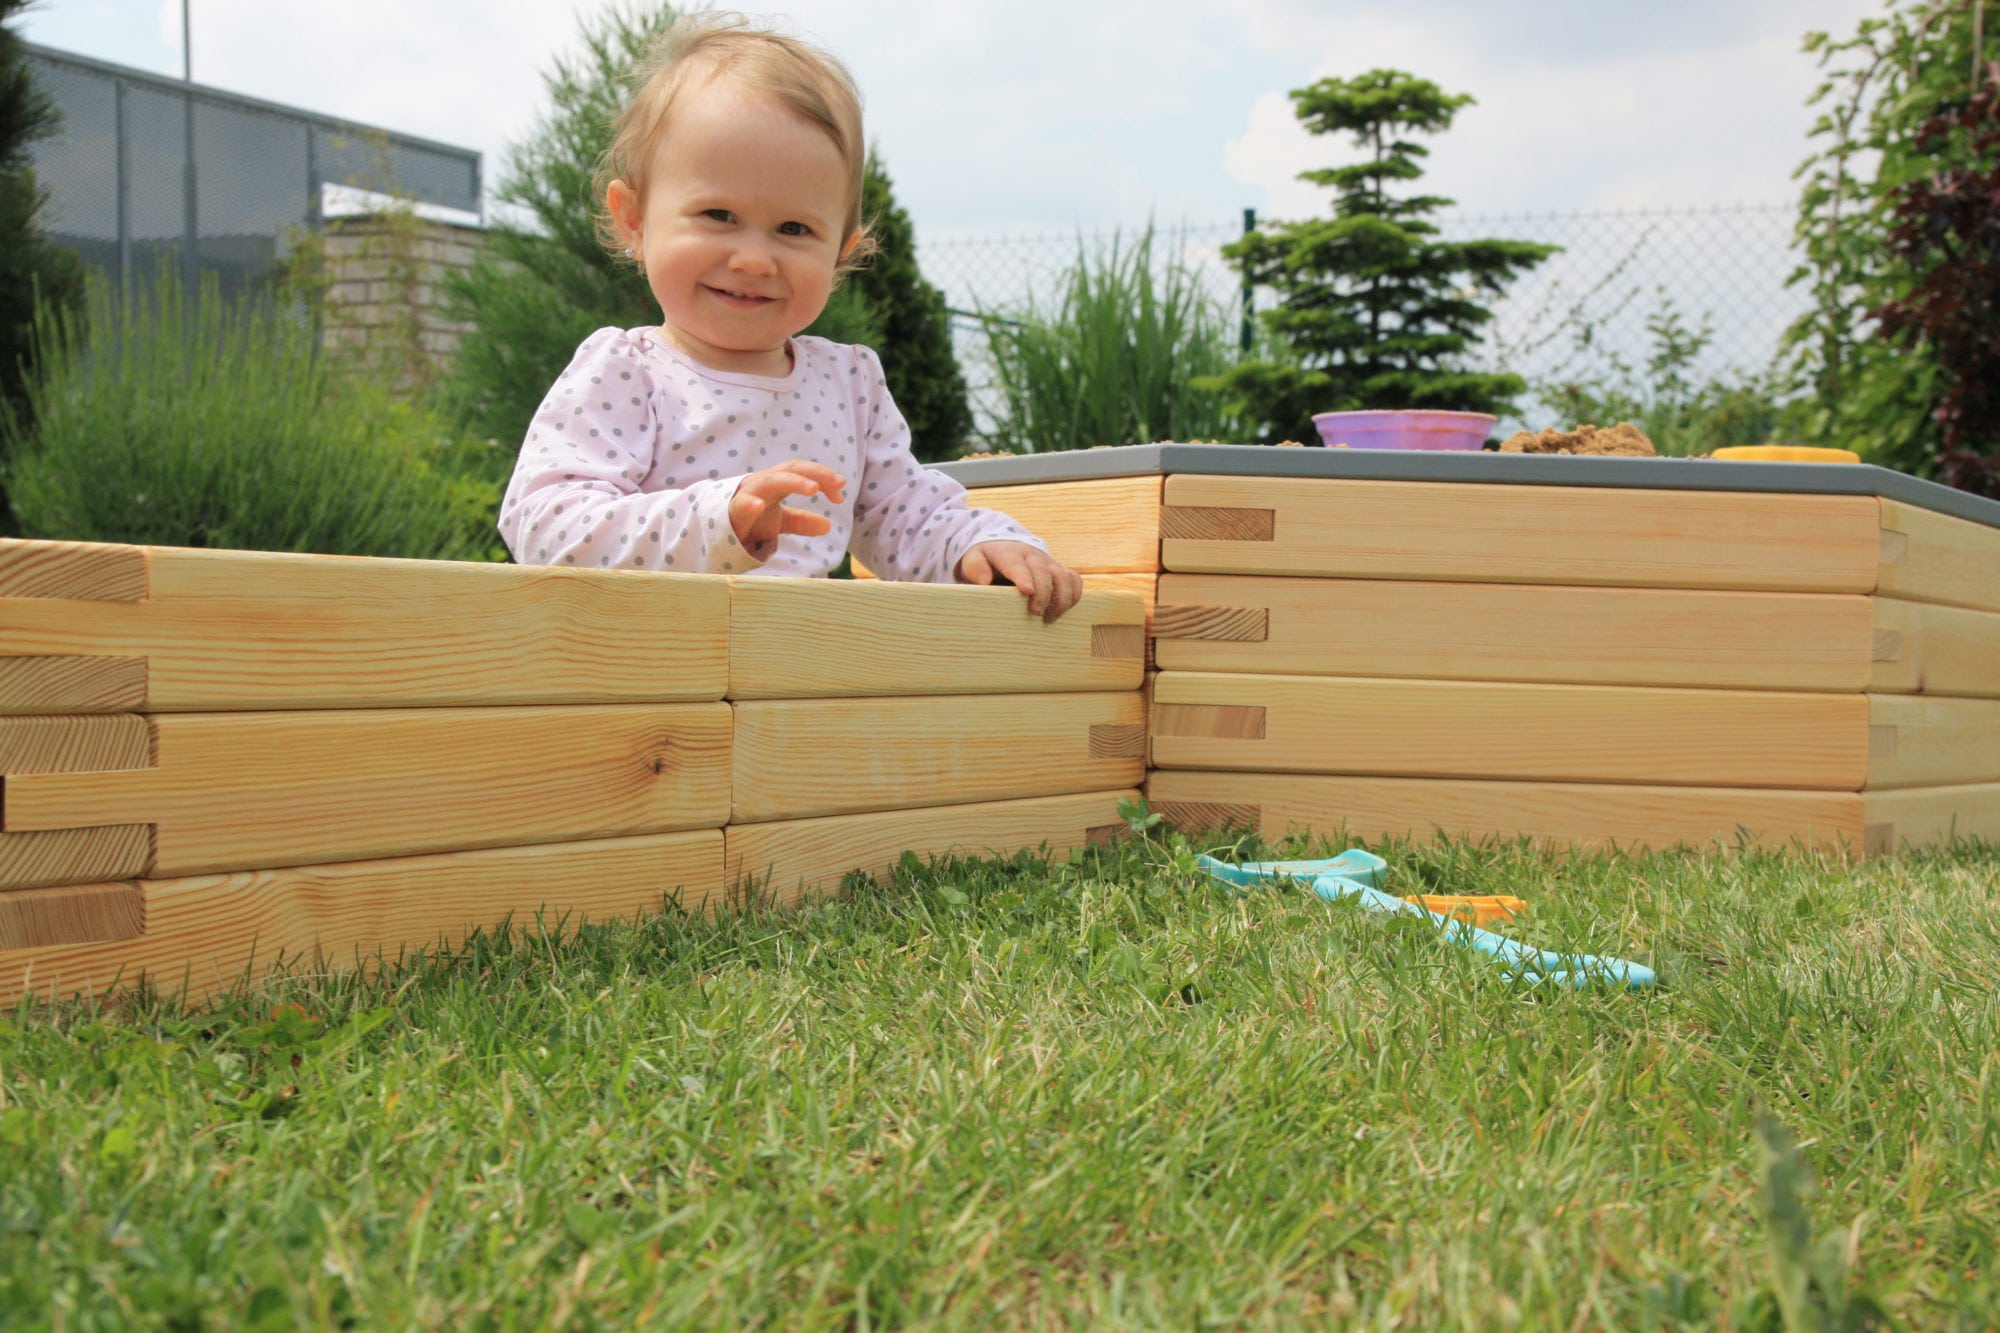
[961,469,2000,855]
[0,540,1144,1004]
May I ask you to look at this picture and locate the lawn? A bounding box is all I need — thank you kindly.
[3,823,1997,1329]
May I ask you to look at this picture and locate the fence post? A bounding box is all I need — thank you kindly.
[1239,206,1255,354]
[114,77,130,295]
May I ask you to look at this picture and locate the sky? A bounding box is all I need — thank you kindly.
[20,0,1880,239]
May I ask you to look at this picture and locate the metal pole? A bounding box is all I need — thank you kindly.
[181,0,197,304]
[1239,206,1256,354]
[114,78,130,294]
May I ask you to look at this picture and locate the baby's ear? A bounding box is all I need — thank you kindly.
[606,179,642,239]
[839,232,863,261]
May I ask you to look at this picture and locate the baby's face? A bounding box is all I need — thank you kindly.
[614,76,855,378]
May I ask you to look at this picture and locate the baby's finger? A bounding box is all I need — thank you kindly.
[958,545,995,586]
[777,505,834,537]
[773,459,847,503]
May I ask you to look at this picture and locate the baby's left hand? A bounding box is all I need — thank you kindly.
[957,540,1084,623]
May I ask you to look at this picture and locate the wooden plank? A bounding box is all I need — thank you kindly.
[1871,597,2000,698]
[725,789,1137,908]
[1863,784,2000,854]
[731,692,1144,822]
[0,826,151,892]
[0,546,729,709]
[0,883,143,951]
[964,476,1164,573]
[1149,671,1869,790]
[0,831,724,1006]
[0,538,148,601]
[1159,476,1882,591]
[1867,695,2000,790]
[0,715,153,773]
[1147,770,1864,854]
[727,578,1144,699]
[3,704,731,876]
[0,657,148,715]
[1155,575,1875,690]
[1878,498,2000,614]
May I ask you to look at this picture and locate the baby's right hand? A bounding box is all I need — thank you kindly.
[729,461,847,548]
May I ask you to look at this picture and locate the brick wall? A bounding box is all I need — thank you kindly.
[320,213,487,386]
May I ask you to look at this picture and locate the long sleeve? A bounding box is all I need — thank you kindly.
[842,345,1045,585]
[497,328,767,574]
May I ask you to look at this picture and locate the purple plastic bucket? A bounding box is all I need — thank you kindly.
[1311,409,1496,451]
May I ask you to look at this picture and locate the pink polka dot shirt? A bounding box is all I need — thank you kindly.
[497,327,1044,581]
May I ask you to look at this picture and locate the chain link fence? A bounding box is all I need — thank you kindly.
[918,203,1805,435]
[24,44,482,303]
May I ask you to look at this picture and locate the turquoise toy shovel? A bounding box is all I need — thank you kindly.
[1195,853,1655,990]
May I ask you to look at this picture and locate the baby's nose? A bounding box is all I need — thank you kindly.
[730,245,778,276]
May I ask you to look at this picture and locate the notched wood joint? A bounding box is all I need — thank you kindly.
[1878,529,1910,564]
[0,539,149,602]
[0,656,149,715]
[1152,800,1263,833]
[1863,821,1896,856]
[1868,724,1899,759]
[1084,823,1126,846]
[1153,703,1268,740]
[1159,506,1276,542]
[1087,722,1148,758]
[0,881,144,951]
[1153,605,1270,643]
[1871,629,1904,663]
[1090,624,1146,660]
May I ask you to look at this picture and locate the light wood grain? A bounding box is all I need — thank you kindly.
[0,657,148,715]
[1147,769,1865,854]
[1877,499,2000,613]
[0,882,143,951]
[727,578,1144,699]
[1864,783,2000,854]
[1867,695,2000,789]
[1871,597,2000,697]
[1154,575,1875,689]
[3,704,732,876]
[0,546,729,709]
[731,692,1144,822]
[725,789,1137,908]
[1158,476,1882,591]
[0,715,152,773]
[964,476,1164,572]
[1149,670,1870,790]
[0,831,724,1006]
[0,538,147,601]
[0,825,151,892]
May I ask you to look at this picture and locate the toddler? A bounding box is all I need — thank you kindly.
[498,13,1082,621]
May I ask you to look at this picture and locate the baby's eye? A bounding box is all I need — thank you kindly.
[703,208,735,224]
[777,221,814,238]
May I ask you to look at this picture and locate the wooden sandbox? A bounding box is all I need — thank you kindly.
[0,543,1144,1004]
[939,444,2000,856]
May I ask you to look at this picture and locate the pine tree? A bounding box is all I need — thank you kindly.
[437,5,669,450]
[1206,70,1555,444]
[840,152,972,462]
[0,0,83,534]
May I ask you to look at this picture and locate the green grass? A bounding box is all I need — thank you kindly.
[4,828,1998,1329]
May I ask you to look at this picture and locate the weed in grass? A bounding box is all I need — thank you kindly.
[3,834,1998,1327]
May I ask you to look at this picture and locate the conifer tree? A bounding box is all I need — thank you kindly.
[841,152,972,462]
[1206,70,1555,444]
[0,0,83,534]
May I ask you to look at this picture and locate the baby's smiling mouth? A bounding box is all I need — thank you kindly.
[708,284,777,306]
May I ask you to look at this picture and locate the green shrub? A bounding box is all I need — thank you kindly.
[976,226,1242,453]
[1536,293,1792,456]
[2,266,495,559]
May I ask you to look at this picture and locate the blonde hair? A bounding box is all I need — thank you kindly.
[594,13,877,278]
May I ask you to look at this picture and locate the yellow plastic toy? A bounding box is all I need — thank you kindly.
[1708,445,1861,463]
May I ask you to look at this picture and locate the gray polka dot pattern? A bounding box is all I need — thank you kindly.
[495,327,1043,582]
